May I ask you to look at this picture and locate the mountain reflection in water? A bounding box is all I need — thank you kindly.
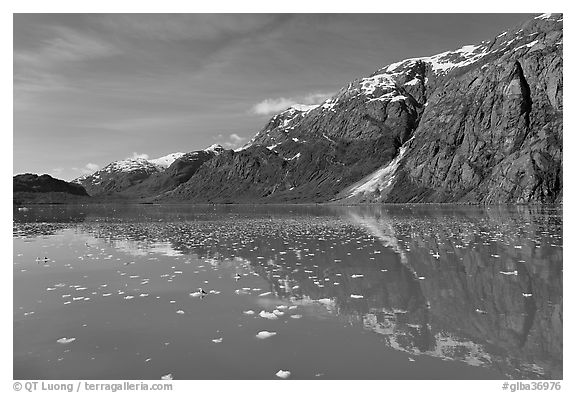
[13,204,562,379]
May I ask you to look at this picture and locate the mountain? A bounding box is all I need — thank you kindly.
[74,145,224,197]
[76,14,562,204]
[14,173,90,204]
[74,151,185,196]
[158,14,562,204]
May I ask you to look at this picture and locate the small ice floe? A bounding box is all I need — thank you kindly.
[288,305,297,310]
[418,276,426,280]
[176,310,185,315]
[256,331,277,339]
[276,305,288,310]
[190,288,207,297]
[276,370,291,379]
[161,373,173,380]
[290,314,302,319]
[124,295,134,300]
[491,254,500,258]
[351,274,364,278]
[475,308,488,314]
[243,310,255,315]
[102,293,111,297]
[145,358,151,362]
[139,293,149,297]
[350,294,364,299]
[499,270,518,276]
[212,338,223,343]
[209,290,220,295]
[408,357,415,362]
[259,311,278,320]
[272,310,284,317]
[259,292,272,297]
[57,337,76,344]
[514,245,522,249]
[522,293,533,297]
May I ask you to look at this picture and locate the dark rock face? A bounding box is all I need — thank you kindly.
[162,14,561,204]
[119,150,216,198]
[14,174,88,196]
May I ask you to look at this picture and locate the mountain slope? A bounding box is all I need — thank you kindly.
[75,151,186,196]
[160,14,562,204]
[14,173,90,204]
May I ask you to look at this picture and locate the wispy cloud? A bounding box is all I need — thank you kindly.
[96,14,286,42]
[129,152,149,160]
[72,163,100,176]
[15,26,119,66]
[251,92,334,115]
[214,133,247,149]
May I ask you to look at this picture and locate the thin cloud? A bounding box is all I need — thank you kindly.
[96,14,284,42]
[251,92,334,115]
[15,26,119,66]
[129,152,149,160]
[214,133,247,149]
[72,163,100,176]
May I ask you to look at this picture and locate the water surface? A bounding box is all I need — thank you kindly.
[13,204,562,379]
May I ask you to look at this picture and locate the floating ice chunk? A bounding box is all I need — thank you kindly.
[256,331,277,339]
[209,290,220,294]
[351,274,364,278]
[522,293,533,297]
[288,305,297,310]
[276,305,288,310]
[475,308,487,314]
[139,293,149,297]
[276,370,291,379]
[243,310,255,315]
[212,338,223,343]
[499,270,518,276]
[259,292,272,297]
[408,357,415,362]
[124,296,134,300]
[176,310,185,314]
[102,293,111,297]
[350,294,364,299]
[290,314,302,319]
[161,373,173,380]
[259,311,278,320]
[272,310,285,317]
[57,337,76,344]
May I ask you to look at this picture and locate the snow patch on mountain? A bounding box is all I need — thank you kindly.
[204,144,225,154]
[347,140,412,198]
[149,152,185,168]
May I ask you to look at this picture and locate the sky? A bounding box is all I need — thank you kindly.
[13,13,537,181]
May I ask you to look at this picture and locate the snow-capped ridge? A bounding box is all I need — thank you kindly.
[149,152,185,168]
[204,144,225,154]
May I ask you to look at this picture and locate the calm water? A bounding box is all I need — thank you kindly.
[13,204,562,380]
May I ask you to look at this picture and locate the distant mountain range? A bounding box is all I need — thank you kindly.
[16,14,563,204]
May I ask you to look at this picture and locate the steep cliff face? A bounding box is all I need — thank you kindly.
[163,14,561,204]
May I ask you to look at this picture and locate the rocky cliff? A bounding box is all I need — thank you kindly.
[159,13,561,204]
